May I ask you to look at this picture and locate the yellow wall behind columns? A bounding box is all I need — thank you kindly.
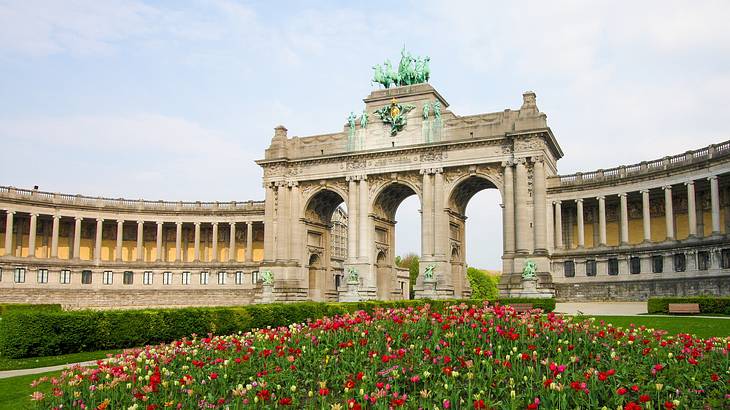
[166,246,176,263]
[650,216,666,242]
[58,238,71,259]
[146,241,155,262]
[675,214,689,240]
[80,239,93,260]
[101,240,115,261]
[628,219,643,244]
[584,224,594,248]
[606,221,619,246]
[19,234,29,257]
[236,247,245,262]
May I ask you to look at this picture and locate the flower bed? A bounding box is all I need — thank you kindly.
[31,303,729,409]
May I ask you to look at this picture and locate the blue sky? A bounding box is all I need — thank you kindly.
[2,1,729,269]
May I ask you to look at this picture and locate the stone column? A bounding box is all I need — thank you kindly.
[276,182,289,260]
[709,176,721,235]
[347,177,358,259]
[514,158,529,253]
[263,183,276,261]
[619,193,629,245]
[246,222,253,262]
[229,222,236,262]
[51,215,60,258]
[576,199,585,248]
[597,196,606,246]
[421,170,434,257]
[193,222,201,261]
[641,189,651,242]
[502,162,515,255]
[156,221,163,262]
[532,158,547,252]
[116,220,124,261]
[211,222,218,262]
[663,186,674,240]
[136,221,144,261]
[686,181,697,237]
[434,169,446,257]
[359,176,370,262]
[289,182,301,262]
[94,218,103,262]
[175,222,182,262]
[28,213,38,257]
[73,217,82,260]
[553,201,563,249]
[4,210,14,256]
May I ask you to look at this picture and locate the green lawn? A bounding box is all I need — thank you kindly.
[0,370,58,410]
[0,349,121,371]
[587,315,730,339]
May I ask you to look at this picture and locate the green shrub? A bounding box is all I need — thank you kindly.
[0,298,554,359]
[647,297,730,314]
[466,267,500,299]
[0,304,61,316]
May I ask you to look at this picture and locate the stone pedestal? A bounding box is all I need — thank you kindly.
[416,278,439,299]
[339,281,362,302]
[508,277,554,298]
[259,284,276,304]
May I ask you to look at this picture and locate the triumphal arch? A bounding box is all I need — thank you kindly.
[256,50,562,301]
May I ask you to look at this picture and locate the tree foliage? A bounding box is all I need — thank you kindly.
[466,267,500,299]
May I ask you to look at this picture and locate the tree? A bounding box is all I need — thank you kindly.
[466,267,500,299]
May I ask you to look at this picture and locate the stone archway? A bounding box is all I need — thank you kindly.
[375,250,390,300]
[308,253,323,301]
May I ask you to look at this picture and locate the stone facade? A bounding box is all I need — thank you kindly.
[2,82,730,306]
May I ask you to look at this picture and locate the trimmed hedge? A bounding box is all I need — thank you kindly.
[0,298,554,359]
[0,303,62,316]
[647,297,730,315]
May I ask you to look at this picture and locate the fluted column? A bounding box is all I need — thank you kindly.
[641,189,651,242]
[553,201,563,249]
[136,221,144,261]
[686,181,697,237]
[73,217,82,260]
[532,157,547,252]
[576,199,585,248]
[276,182,289,260]
[502,162,515,254]
[28,213,38,257]
[597,196,606,246]
[663,186,674,240]
[175,222,182,262]
[347,177,358,260]
[433,169,446,257]
[263,183,275,261]
[709,176,721,235]
[358,176,370,262]
[246,222,253,262]
[619,193,629,245]
[229,222,236,262]
[193,222,201,261]
[51,215,60,258]
[211,222,218,262]
[289,182,301,262]
[514,158,529,253]
[115,220,124,261]
[156,222,163,262]
[421,170,434,257]
[94,218,103,262]
[4,210,14,256]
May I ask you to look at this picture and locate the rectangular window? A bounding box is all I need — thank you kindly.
[14,267,26,283]
[608,258,619,276]
[37,269,49,284]
[235,271,243,285]
[697,251,710,271]
[181,271,191,285]
[60,269,71,284]
[630,257,641,274]
[673,253,686,272]
[217,271,226,285]
[585,260,597,277]
[81,270,92,284]
[652,255,663,273]
[200,271,209,285]
[123,271,134,285]
[163,271,172,285]
[564,261,575,277]
[0,267,2,282]
[252,271,259,284]
[103,271,113,285]
[335,274,341,290]
[722,249,730,269]
[143,271,153,285]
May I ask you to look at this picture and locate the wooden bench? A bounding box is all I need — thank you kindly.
[668,303,700,314]
[510,303,534,313]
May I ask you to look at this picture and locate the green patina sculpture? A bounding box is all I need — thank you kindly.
[422,102,430,119]
[372,47,430,88]
[522,260,537,280]
[374,98,415,136]
[360,110,368,129]
[346,267,359,283]
[424,264,435,280]
[433,100,442,121]
[261,270,274,285]
[348,111,357,130]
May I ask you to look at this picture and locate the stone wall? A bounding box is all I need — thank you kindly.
[554,275,730,301]
[0,288,259,310]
